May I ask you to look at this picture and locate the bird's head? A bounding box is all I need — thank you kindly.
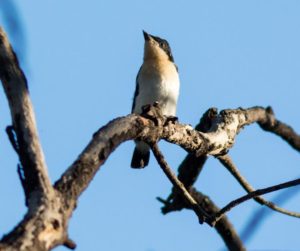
[143,30,174,62]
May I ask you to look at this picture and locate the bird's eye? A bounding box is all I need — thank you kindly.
[160,42,164,48]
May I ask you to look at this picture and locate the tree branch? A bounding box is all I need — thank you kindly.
[217,154,300,218]
[157,109,246,251]
[240,184,300,243]
[54,103,298,209]
[258,107,300,152]
[150,143,209,224]
[54,105,276,209]
[0,27,52,201]
[177,108,217,189]
[210,176,300,225]
[190,189,246,251]
[0,26,70,251]
[158,188,246,251]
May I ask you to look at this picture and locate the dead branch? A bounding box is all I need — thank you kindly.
[210,176,300,225]
[258,107,300,151]
[158,188,246,251]
[240,184,300,242]
[0,27,65,251]
[150,143,209,224]
[53,104,279,208]
[176,108,217,189]
[0,27,53,201]
[158,109,246,251]
[218,154,300,218]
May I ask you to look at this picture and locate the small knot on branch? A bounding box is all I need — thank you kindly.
[196,107,218,132]
[63,237,77,250]
[157,194,186,214]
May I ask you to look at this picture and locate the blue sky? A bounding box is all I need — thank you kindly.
[1,1,300,250]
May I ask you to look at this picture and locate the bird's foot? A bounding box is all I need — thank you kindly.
[141,102,164,126]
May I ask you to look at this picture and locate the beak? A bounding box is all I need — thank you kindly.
[143,30,151,41]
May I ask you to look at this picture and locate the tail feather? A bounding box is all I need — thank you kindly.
[131,147,150,168]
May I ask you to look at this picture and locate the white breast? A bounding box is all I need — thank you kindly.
[134,61,180,116]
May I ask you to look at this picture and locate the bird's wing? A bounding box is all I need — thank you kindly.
[131,67,141,113]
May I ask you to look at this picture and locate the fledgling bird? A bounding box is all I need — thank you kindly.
[131,31,180,168]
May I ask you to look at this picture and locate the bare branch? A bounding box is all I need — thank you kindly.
[240,185,300,243]
[54,114,148,205]
[54,105,274,212]
[150,143,210,224]
[63,238,77,250]
[0,27,52,201]
[158,108,217,210]
[218,154,300,218]
[177,108,217,189]
[157,109,246,251]
[258,107,300,152]
[54,104,294,210]
[190,189,246,251]
[210,176,300,225]
[0,26,69,251]
[158,188,246,251]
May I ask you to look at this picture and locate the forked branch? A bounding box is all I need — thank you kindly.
[218,154,300,218]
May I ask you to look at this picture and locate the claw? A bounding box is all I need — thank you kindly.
[164,115,178,126]
[141,102,164,126]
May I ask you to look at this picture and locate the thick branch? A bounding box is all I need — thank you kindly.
[0,27,67,251]
[54,114,149,203]
[0,27,52,200]
[54,106,274,205]
[52,105,277,248]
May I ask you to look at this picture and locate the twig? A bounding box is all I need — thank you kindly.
[240,185,300,243]
[150,143,210,225]
[218,154,300,218]
[63,238,77,250]
[210,176,300,225]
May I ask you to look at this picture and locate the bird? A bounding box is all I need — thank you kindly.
[131,30,180,168]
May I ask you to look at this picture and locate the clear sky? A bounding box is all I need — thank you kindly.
[1,1,300,250]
